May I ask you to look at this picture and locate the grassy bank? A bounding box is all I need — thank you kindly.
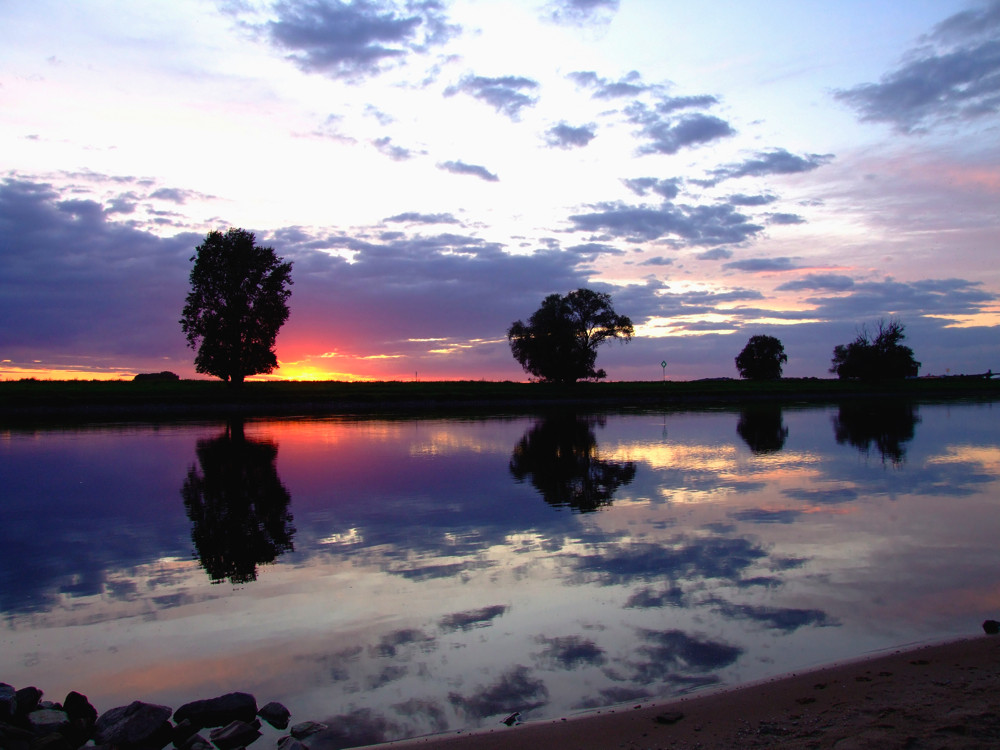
[1,376,998,421]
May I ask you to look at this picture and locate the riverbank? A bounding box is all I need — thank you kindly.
[384,635,1000,750]
[2,376,997,421]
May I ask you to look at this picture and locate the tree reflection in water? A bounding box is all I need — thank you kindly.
[736,404,789,454]
[833,400,921,465]
[181,419,295,584]
[509,412,637,512]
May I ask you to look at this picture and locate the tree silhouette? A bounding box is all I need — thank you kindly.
[736,405,789,454]
[830,319,920,380]
[182,420,295,584]
[507,289,633,384]
[832,401,921,465]
[735,335,787,380]
[509,413,637,511]
[181,228,293,385]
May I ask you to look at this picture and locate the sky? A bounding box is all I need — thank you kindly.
[1,0,998,382]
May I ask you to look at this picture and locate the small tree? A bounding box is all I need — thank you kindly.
[507,289,633,384]
[735,334,787,380]
[181,228,293,385]
[830,318,920,380]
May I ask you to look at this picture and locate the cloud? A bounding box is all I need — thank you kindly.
[544,122,597,149]
[443,74,540,119]
[545,0,620,26]
[637,255,673,266]
[727,193,778,206]
[265,0,458,80]
[372,136,415,161]
[448,666,548,719]
[728,508,803,525]
[439,605,508,632]
[767,212,805,225]
[776,274,855,292]
[534,635,606,669]
[834,2,1000,133]
[567,70,652,98]
[705,148,833,184]
[384,211,460,225]
[625,102,735,155]
[630,629,742,683]
[695,247,733,261]
[722,256,799,272]
[706,599,837,632]
[622,177,682,200]
[437,160,499,181]
[568,201,762,245]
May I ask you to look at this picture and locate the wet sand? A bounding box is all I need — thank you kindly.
[380,636,1000,749]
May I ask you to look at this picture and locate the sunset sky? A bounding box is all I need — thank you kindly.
[2,0,998,381]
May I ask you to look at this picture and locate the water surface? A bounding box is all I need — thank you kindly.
[1,401,997,745]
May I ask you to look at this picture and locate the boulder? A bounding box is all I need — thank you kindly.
[983,619,1000,635]
[208,719,261,750]
[14,687,42,719]
[176,732,213,750]
[27,731,72,750]
[276,737,309,750]
[0,683,15,720]
[257,702,290,730]
[95,701,173,749]
[290,721,327,740]
[63,692,97,726]
[27,709,70,736]
[173,693,257,730]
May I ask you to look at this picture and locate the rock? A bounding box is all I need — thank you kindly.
[28,731,72,750]
[27,709,70,736]
[95,701,173,749]
[257,702,290,730]
[175,731,211,750]
[62,692,97,726]
[208,719,261,750]
[14,687,43,719]
[654,711,684,725]
[0,683,15,720]
[276,737,309,750]
[173,718,198,745]
[290,721,327,740]
[173,693,257,730]
[983,619,1000,635]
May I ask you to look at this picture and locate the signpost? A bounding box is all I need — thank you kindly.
[661,360,667,381]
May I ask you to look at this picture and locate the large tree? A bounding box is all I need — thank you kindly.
[181,228,293,385]
[507,288,633,384]
[735,334,787,380]
[830,318,920,380]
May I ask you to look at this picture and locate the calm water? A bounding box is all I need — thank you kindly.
[1,401,998,746]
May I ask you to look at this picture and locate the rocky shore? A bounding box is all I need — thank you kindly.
[0,687,328,750]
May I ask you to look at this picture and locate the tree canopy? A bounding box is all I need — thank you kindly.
[181,228,293,385]
[735,334,787,380]
[830,319,920,380]
[507,289,633,384]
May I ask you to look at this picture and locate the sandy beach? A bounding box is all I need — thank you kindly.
[379,636,1000,750]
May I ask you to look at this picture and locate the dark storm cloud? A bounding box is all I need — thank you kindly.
[534,635,607,669]
[266,0,458,80]
[384,211,460,224]
[545,0,620,26]
[776,274,855,292]
[448,666,548,719]
[437,160,499,181]
[834,1,1000,133]
[0,177,196,365]
[704,148,833,184]
[622,177,682,200]
[567,201,762,245]
[722,256,799,272]
[544,121,597,148]
[625,102,735,155]
[567,70,652,98]
[443,74,540,119]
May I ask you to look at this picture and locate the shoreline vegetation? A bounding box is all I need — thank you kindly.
[1,376,998,421]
